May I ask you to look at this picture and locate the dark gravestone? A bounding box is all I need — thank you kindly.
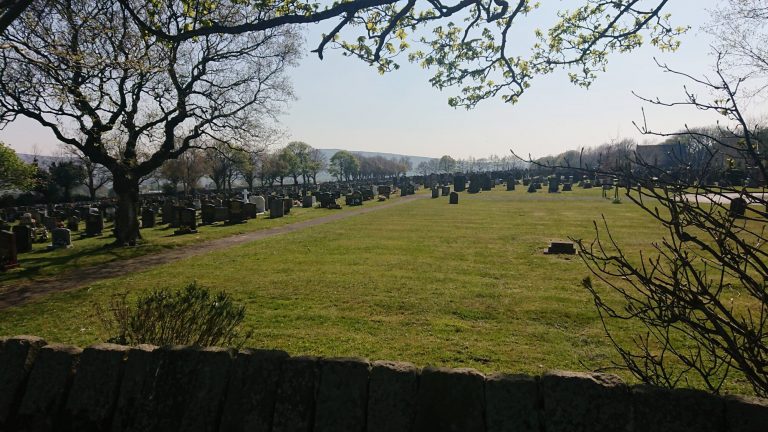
[562,182,572,192]
[201,204,216,225]
[527,182,537,193]
[449,192,459,205]
[0,230,19,270]
[283,197,293,215]
[85,210,103,236]
[453,175,466,192]
[506,177,516,191]
[377,185,391,199]
[170,206,182,228]
[12,225,32,253]
[431,188,440,199]
[302,196,315,208]
[441,186,450,196]
[175,208,198,235]
[545,242,576,255]
[67,216,80,232]
[49,227,73,249]
[730,197,747,218]
[244,202,258,219]
[347,191,363,206]
[548,177,559,193]
[361,189,374,201]
[270,198,284,219]
[141,208,156,228]
[468,177,481,194]
[481,174,492,191]
[522,178,531,186]
[228,200,246,224]
[161,201,174,224]
[214,207,228,223]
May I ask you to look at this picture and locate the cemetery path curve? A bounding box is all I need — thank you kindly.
[0,194,428,310]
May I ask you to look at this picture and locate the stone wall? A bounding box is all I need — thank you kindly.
[0,335,766,432]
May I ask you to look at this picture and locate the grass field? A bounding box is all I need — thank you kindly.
[0,186,756,394]
[0,194,399,286]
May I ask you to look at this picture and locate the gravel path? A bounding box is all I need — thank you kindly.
[0,194,427,310]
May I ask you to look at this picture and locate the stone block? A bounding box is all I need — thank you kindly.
[64,343,129,431]
[485,373,539,432]
[16,344,82,431]
[540,370,630,432]
[111,344,160,432]
[314,357,371,432]
[412,366,485,432]
[0,336,47,425]
[366,360,420,432]
[632,385,724,432]
[272,356,319,432]
[219,348,289,432]
[725,394,768,432]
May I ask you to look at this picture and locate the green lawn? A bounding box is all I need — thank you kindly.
[0,187,756,394]
[0,194,401,286]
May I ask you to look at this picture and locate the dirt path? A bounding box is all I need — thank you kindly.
[0,194,428,310]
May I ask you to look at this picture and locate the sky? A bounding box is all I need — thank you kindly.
[0,0,736,160]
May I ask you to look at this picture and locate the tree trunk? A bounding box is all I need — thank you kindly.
[113,174,141,246]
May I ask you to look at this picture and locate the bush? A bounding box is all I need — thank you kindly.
[95,282,252,348]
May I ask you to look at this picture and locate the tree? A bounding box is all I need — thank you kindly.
[575,54,768,396]
[306,148,326,185]
[0,0,299,245]
[49,161,86,202]
[438,155,456,173]
[206,144,242,192]
[329,150,360,181]
[122,0,682,109]
[67,149,111,201]
[0,141,35,191]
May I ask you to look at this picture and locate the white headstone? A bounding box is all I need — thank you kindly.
[253,195,266,213]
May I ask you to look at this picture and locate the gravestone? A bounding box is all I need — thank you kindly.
[244,202,258,219]
[0,230,19,270]
[49,227,73,249]
[467,177,481,194]
[43,216,58,232]
[270,197,284,218]
[214,207,228,223]
[548,177,559,193]
[254,195,267,213]
[441,186,450,196]
[730,197,747,218]
[283,197,293,215]
[453,175,466,192]
[85,209,103,236]
[67,216,80,232]
[201,204,216,225]
[481,175,493,191]
[161,201,174,224]
[228,200,246,224]
[175,208,198,234]
[545,241,576,255]
[527,182,537,193]
[170,206,183,228]
[377,185,391,198]
[562,176,573,192]
[141,208,156,228]
[431,188,440,199]
[302,195,316,208]
[449,191,459,204]
[362,189,374,201]
[506,177,516,191]
[522,178,531,186]
[12,225,32,253]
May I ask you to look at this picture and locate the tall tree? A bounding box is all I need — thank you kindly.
[0,0,299,245]
[329,150,360,181]
[0,141,35,191]
[49,161,86,202]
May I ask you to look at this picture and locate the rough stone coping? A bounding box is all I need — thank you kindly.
[0,335,767,432]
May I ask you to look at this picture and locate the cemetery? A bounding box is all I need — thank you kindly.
[3,178,757,397]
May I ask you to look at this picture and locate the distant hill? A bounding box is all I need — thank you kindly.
[18,154,70,167]
[317,149,435,178]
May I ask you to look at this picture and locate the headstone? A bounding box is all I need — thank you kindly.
[270,197,284,218]
[527,182,537,193]
[0,230,19,270]
[170,206,182,228]
[730,197,747,218]
[214,207,228,223]
[453,175,466,192]
[49,227,73,249]
[283,197,293,215]
[481,174,492,191]
[141,208,156,228]
[377,185,391,199]
[12,225,32,253]
[85,209,103,236]
[449,192,459,205]
[441,186,450,196]
[161,201,174,224]
[67,216,80,232]
[228,200,246,224]
[175,208,198,234]
[506,177,516,191]
[545,241,576,255]
[42,216,58,232]
[200,204,216,225]
[431,188,440,199]
[347,191,363,206]
[548,177,559,193]
[253,195,266,213]
[244,202,258,219]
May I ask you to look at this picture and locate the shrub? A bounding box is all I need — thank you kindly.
[95,282,252,348]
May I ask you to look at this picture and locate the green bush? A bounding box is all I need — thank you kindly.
[95,282,252,348]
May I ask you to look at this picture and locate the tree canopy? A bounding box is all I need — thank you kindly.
[0,141,35,191]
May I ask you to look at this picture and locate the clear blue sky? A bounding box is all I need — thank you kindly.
[0,1,730,159]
